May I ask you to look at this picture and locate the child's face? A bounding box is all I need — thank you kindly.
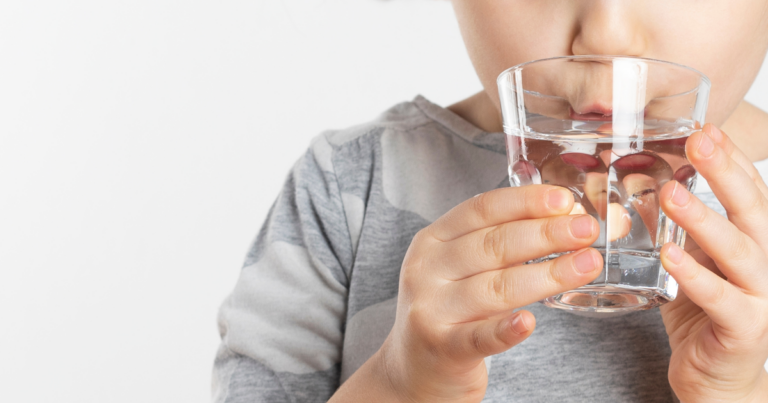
[451,1,768,126]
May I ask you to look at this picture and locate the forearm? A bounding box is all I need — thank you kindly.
[329,351,405,403]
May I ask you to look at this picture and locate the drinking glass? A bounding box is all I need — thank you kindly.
[497,56,710,314]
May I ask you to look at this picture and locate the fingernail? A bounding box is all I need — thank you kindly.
[573,249,598,273]
[570,215,595,238]
[706,124,723,144]
[666,243,684,265]
[510,312,530,335]
[670,181,691,207]
[697,132,715,157]
[546,188,571,211]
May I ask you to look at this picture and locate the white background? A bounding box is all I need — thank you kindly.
[1,1,767,402]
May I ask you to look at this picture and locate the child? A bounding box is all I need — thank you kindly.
[212,1,768,402]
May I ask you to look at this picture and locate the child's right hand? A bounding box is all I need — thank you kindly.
[374,185,603,402]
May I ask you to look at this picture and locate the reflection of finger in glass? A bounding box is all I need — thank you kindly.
[607,203,632,242]
[623,173,660,244]
[569,202,588,215]
[673,165,697,189]
[585,172,608,220]
[511,160,541,186]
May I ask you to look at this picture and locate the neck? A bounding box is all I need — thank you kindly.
[446,91,504,133]
[448,92,768,162]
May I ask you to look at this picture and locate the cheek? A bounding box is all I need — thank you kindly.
[688,47,766,126]
[646,2,768,124]
[704,72,755,126]
[453,1,577,98]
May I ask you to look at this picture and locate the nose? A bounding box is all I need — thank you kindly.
[571,2,647,56]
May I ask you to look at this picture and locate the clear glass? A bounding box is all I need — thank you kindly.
[497,56,711,314]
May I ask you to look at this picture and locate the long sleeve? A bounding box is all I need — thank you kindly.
[212,133,354,402]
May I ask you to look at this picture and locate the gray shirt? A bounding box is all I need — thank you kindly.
[212,94,764,402]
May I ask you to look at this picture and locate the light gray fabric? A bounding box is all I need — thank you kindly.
[213,94,768,402]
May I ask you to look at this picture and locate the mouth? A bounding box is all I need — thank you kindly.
[569,105,613,121]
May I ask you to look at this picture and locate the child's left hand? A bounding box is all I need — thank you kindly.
[658,123,768,403]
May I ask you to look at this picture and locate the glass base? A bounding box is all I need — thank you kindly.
[535,250,678,315]
[541,286,669,314]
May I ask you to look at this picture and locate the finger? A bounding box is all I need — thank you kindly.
[704,123,768,200]
[660,181,768,294]
[439,248,603,321]
[687,247,723,278]
[448,310,535,360]
[427,185,574,242]
[661,242,752,331]
[682,237,722,279]
[687,129,768,247]
[433,214,599,280]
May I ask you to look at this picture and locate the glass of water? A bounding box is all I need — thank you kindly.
[497,56,710,314]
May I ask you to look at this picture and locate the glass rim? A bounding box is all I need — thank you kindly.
[496,55,711,98]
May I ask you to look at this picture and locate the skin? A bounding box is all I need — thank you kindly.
[330,1,768,402]
[448,1,768,161]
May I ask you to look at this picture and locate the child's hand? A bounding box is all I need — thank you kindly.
[658,124,768,403]
[374,185,602,402]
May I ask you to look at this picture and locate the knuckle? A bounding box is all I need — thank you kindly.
[522,187,542,215]
[712,152,733,177]
[407,301,439,344]
[412,227,432,245]
[691,200,709,225]
[754,171,768,188]
[540,218,560,246]
[483,226,508,264]
[489,271,513,305]
[400,252,426,292]
[412,227,427,242]
[730,236,753,264]
[710,281,727,307]
[682,260,701,284]
[748,193,768,215]
[730,192,768,225]
[548,257,568,288]
[470,328,485,354]
[471,191,496,223]
[398,267,419,295]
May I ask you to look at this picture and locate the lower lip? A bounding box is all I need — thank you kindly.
[569,107,613,121]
